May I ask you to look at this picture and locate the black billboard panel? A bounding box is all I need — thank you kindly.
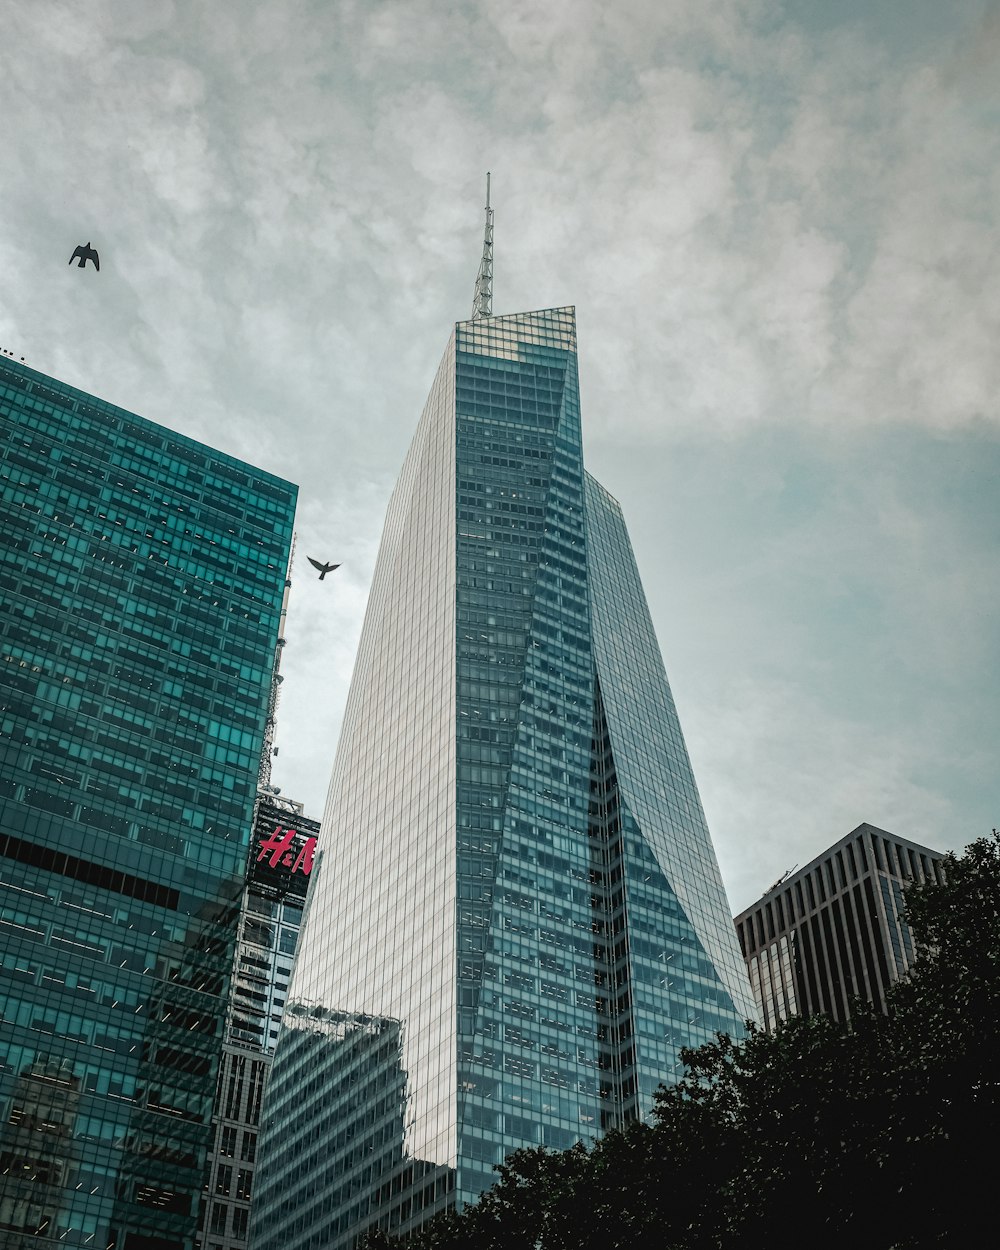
[248,800,320,904]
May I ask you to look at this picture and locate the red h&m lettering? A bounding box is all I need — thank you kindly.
[291,837,317,876]
[257,826,297,868]
[257,828,317,875]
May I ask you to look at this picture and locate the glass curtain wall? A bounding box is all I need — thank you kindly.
[251,308,752,1250]
[0,358,296,1250]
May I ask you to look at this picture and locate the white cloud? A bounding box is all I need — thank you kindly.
[1,0,996,905]
[686,671,959,914]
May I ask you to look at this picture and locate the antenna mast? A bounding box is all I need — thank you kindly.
[471,171,493,320]
[258,534,294,789]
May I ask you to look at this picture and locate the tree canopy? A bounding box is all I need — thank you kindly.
[368,832,1000,1250]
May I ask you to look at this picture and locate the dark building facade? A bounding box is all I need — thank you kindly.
[735,822,945,1029]
[250,306,754,1250]
[0,357,296,1250]
[198,794,318,1250]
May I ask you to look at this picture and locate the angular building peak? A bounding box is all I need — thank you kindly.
[459,303,577,356]
[251,306,753,1250]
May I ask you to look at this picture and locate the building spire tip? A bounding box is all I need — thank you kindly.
[471,172,494,320]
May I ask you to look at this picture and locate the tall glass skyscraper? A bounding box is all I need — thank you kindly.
[251,307,753,1250]
[0,357,296,1250]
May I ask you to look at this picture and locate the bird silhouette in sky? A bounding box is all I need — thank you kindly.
[307,557,341,580]
[69,242,100,271]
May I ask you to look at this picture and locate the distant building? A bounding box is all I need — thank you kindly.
[0,356,296,1250]
[735,823,945,1028]
[197,793,318,1250]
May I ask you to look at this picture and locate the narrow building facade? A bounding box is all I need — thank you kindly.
[198,794,318,1250]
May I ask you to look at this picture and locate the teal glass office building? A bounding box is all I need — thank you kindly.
[0,357,296,1250]
[251,307,754,1250]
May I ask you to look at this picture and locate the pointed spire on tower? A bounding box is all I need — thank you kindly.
[471,171,493,320]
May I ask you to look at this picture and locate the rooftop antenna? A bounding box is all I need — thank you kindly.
[257,534,295,789]
[471,171,493,320]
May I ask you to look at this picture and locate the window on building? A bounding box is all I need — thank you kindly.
[246,1061,267,1123]
[220,1125,237,1158]
[224,1055,246,1118]
[215,1165,232,1197]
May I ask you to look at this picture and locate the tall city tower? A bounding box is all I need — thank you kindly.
[251,304,754,1250]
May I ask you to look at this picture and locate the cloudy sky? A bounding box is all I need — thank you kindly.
[2,0,997,912]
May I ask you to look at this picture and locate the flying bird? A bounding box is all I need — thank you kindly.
[307,557,341,580]
[69,242,100,271]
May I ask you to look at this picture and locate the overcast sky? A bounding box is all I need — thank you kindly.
[2,0,997,912]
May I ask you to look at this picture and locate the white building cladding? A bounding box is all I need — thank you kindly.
[250,307,754,1250]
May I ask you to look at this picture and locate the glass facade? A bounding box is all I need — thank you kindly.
[250,307,754,1250]
[0,357,296,1250]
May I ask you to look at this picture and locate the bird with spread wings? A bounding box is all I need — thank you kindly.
[69,242,100,271]
[307,557,341,580]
